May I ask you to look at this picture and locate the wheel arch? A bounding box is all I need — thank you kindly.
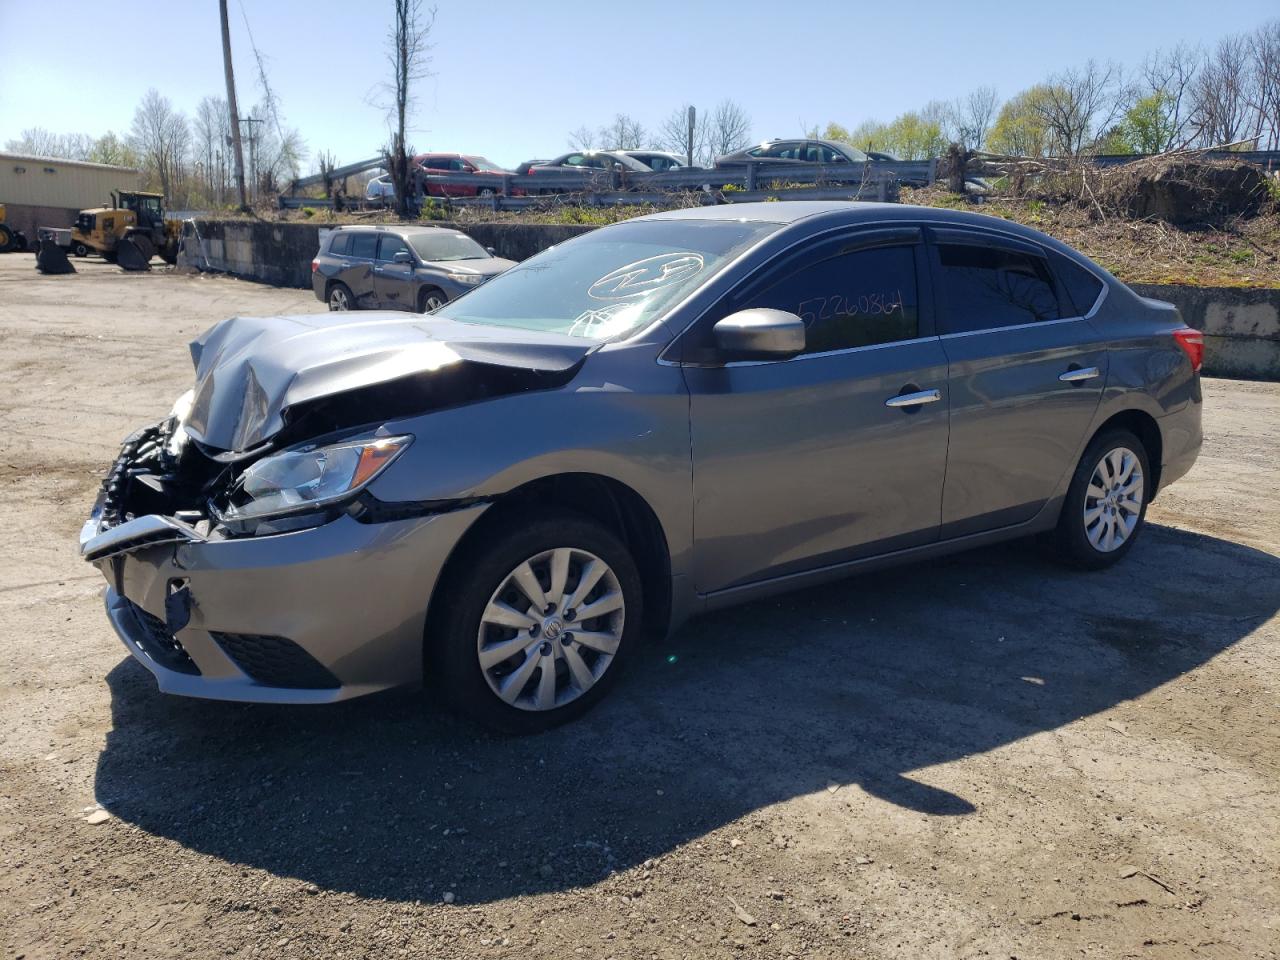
[1087,408,1164,498]
[426,472,673,654]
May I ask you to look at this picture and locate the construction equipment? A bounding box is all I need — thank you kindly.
[69,191,181,264]
[0,203,36,253]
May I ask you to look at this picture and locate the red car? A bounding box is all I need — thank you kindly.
[413,153,520,197]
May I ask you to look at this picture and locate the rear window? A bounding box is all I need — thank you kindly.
[349,233,378,260]
[1051,252,1105,316]
[936,244,1061,333]
[328,232,350,256]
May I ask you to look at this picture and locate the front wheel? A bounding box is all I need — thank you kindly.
[418,286,446,313]
[1054,428,1150,569]
[327,282,353,311]
[431,512,643,732]
[72,242,89,258]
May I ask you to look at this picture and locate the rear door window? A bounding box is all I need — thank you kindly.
[935,243,1061,333]
[349,233,378,260]
[1050,252,1105,317]
[328,232,351,256]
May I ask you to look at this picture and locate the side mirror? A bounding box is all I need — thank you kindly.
[486,246,496,255]
[713,309,805,360]
[393,250,413,265]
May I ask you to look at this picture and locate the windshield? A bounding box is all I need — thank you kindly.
[430,219,779,340]
[467,156,504,172]
[409,232,490,262]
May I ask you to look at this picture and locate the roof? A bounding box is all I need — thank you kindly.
[0,152,141,174]
[334,223,463,235]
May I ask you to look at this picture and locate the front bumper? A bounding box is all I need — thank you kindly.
[84,499,488,704]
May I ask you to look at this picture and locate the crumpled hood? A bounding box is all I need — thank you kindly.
[184,312,592,453]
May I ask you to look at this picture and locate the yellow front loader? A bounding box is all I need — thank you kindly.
[69,191,181,264]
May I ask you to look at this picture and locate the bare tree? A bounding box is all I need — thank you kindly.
[375,0,436,217]
[194,96,231,203]
[600,113,646,150]
[658,104,709,166]
[567,125,597,151]
[1137,43,1201,150]
[1034,59,1125,154]
[4,127,94,159]
[706,99,752,159]
[129,88,191,199]
[1190,34,1256,146]
[1249,19,1280,149]
[955,85,998,151]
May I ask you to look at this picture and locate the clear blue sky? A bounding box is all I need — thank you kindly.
[1,0,1275,172]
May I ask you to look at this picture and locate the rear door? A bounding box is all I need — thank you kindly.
[373,235,414,310]
[682,227,950,594]
[930,228,1108,536]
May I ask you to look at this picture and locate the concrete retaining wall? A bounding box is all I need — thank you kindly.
[1131,284,1280,380]
[181,218,1279,380]
[182,218,594,289]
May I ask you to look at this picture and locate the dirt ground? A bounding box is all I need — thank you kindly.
[1,253,1277,960]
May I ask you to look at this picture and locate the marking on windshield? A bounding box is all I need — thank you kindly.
[588,253,705,300]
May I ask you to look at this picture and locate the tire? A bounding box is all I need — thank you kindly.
[0,225,14,254]
[327,282,353,311]
[477,187,496,198]
[430,511,644,733]
[1054,428,1151,569]
[418,286,446,313]
[72,242,89,258]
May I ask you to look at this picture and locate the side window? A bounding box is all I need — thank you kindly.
[448,158,466,171]
[423,157,449,170]
[1050,252,1105,317]
[821,146,848,163]
[378,236,410,262]
[742,245,920,354]
[328,232,351,256]
[746,146,765,158]
[349,233,378,260]
[564,154,586,167]
[935,244,1061,333]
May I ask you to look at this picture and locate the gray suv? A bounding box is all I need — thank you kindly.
[83,202,1203,732]
[311,225,515,313]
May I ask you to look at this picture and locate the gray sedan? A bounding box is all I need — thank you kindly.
[83,201,1203,732]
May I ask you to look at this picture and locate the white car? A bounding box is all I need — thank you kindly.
[365,174,395,201]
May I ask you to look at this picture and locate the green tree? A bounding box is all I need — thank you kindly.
[988,86,1053,157]
[1119,91,1177,154]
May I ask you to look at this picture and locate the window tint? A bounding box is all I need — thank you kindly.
[378,235,410,261]
[1050,252,1105,316]
[423,157,450,170]
[349,233,378,260]
[742,245,920,354]
[328,232,350,256]
[936,244,1060,333]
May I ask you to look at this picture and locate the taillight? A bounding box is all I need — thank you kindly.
[311,259,319,273]
[1173,327,1204,373]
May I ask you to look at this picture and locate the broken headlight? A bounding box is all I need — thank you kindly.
[218,434,412,524]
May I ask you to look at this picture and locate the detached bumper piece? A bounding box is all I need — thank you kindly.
[120,597,199,676]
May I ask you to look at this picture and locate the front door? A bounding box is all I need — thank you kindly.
[681,230,950,595]
[374,234,414,310]
[929,229,1107,536]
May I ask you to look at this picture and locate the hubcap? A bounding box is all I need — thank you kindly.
[1084,446,1144,553]
[477,547,624,712]
[329,289,349,311]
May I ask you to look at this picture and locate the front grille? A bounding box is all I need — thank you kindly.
[122,600,199,675]
[211,633,340,690]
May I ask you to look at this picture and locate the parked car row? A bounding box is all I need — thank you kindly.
[367,139,894,199]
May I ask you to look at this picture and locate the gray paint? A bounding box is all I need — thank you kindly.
[88,201,1203,705]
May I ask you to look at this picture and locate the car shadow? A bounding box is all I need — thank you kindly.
[94,522,1280,904]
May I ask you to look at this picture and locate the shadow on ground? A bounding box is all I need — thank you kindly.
[94,523,1280,904]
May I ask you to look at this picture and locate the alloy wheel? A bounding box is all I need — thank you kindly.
[328,287,349,311]
[476,547,625,712]
[1083,446,1144,552]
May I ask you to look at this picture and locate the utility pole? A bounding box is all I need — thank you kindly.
[240,116,263,199]
[686,106,696,169]
[219,0,248,211]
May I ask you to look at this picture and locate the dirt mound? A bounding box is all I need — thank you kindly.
[1100,158,1271,224]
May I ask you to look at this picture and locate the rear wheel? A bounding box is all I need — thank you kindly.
[418,286,446,313]
[1055,428,1150,569]
[72,242,89,258]
[327,282,353,311]
[477,186,496,198]
[431,512,643,733]
[0,225,14,253]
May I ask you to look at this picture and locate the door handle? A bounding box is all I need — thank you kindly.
[1059,366,1100,383]
[885,388,942,408]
